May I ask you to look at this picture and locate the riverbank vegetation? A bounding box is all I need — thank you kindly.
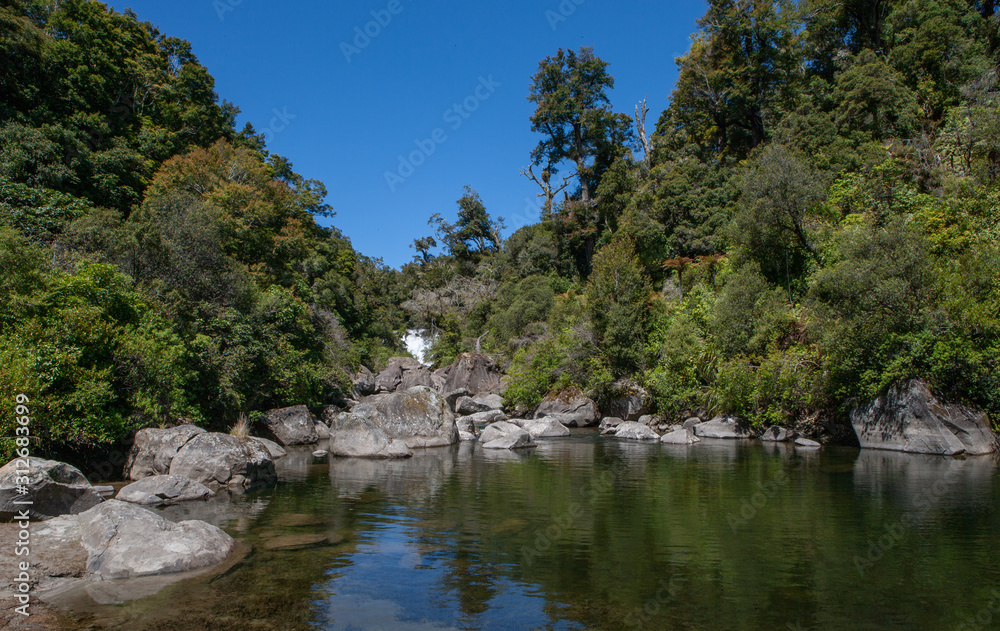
[3,0,1000,462]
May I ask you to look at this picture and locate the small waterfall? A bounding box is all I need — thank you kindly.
[402,329,435,366]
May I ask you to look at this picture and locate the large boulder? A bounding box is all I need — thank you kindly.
[116,475,215,506]
[480,422,535,450]
[329,415,414,459]
[376,357,426,393]
[761,426,796,443]
[456,393,504,415]
[442,353,503,395]
[168,433,277,488]
[250,436,287,459]
[850,379,997,456]
[599,417,624,435]
[126,424,206,480]
[33,500,235,580]
[522,418,572,438]
[661,428,701,445]
[353,365,377,396]
[693,416,751,439]
[456,417,479,442]
[604,380,651,422]
[353,386,459,448]
[534,387,599,427]
[611,421,660,441]
[0,458,103,522]
[264,405,319,446]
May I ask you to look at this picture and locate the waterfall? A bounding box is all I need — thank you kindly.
[402,329,435,366]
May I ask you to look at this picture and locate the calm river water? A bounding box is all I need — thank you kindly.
[56,433,1000,630]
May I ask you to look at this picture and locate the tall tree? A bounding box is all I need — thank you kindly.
[528,46,632,203]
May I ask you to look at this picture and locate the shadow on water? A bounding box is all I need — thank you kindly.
[52,437,999,631]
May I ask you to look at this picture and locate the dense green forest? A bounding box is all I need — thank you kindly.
[2,0,1000,462]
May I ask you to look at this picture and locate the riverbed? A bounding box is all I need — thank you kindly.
[46,433,1000,630]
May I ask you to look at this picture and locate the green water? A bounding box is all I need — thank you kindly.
[57,435,1000,630]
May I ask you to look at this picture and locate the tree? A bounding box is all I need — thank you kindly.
[587,237,651,374]
[430,186,504,260]
[528,47,633,203]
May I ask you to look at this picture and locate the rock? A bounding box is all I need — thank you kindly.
[597,416,625,435]
[312,450,329,458]
[33,500,235,580]
[116,475,215,506]
[400,367,434,390]
[522,418,572,438]
[795,437,822,449]
[262,533,336,551]
[432,366,451,391]
[456,417,479,442]
[444,388,470,412]
[314,422,330,440]
[126,424,206,480]
[168,433,277,488]
[465,409,507,426]
[352,386,459,448]
[264,405,319,446]
[535,387,599,427]
[0,458,103,522]
[353,365,377,396]
[851,379,997,456]
[328,414,414,459]
[93,486,115,496]
[455,393,504,415]
[250,436,287,459]
[638,414,666,427]
[693,416,751,439]
[761,426,796,443]
[604,380,651,421]
[611,421,660,441]
[479,421,536,450]
[375,357,424,393]
[442,353,503,395]
[660,428,701,445]
[682,418,702,431]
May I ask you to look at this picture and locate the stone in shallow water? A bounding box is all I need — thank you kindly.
[795,437,822,449]
[761,426,796,442]
[522,418,572,438]
[273,513,324,528]
[116,475,214,506]
[613,421,660,441]
[660,428,701,445]
[262,533,341,551]
[0,457,102,521]
[693,417,750,439]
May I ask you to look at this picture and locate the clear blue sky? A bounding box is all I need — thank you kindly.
[104,0,707,268]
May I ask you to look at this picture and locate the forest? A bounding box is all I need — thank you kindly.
[3,0,1000,464]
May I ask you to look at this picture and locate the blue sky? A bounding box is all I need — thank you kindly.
[104,0,707,268]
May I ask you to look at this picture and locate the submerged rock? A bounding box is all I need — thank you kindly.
[116,475,215,506]
[851,379,997,456]
[264,406,319,446]
[33,500,235,580]
[0,458,103,521]
[328,414,413,459]
[795,437,822,449]
[535,387,599,427]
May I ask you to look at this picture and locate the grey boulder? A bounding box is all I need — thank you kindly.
[168,433,277,488]
[34,500,235,580]
[126,424,206,480]
[353,365,377,396]
[761,426,796,443]
[456,416,479,442]
[442,353,503,395]
[522,418,571,438]
[795,437,822,449]
[693,417,751,439]
[612,421,660,441]
[682,417,702,431]
[264,405,319,446]
[329,415,413,459]
[250,436,287,459]
[0,458,103,522]
[604,380,651,421]
[535,387,599,427]
[116,475,215,506]
[480,422,536,450]
[660,428,701,445]
[376,357,425,393]
[353,386,459,448]
[455,393,504,415]
[851,379,997,456]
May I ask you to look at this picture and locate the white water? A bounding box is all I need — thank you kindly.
[402,329,435,366]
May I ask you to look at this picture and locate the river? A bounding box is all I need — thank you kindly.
[54,434,1000,630]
